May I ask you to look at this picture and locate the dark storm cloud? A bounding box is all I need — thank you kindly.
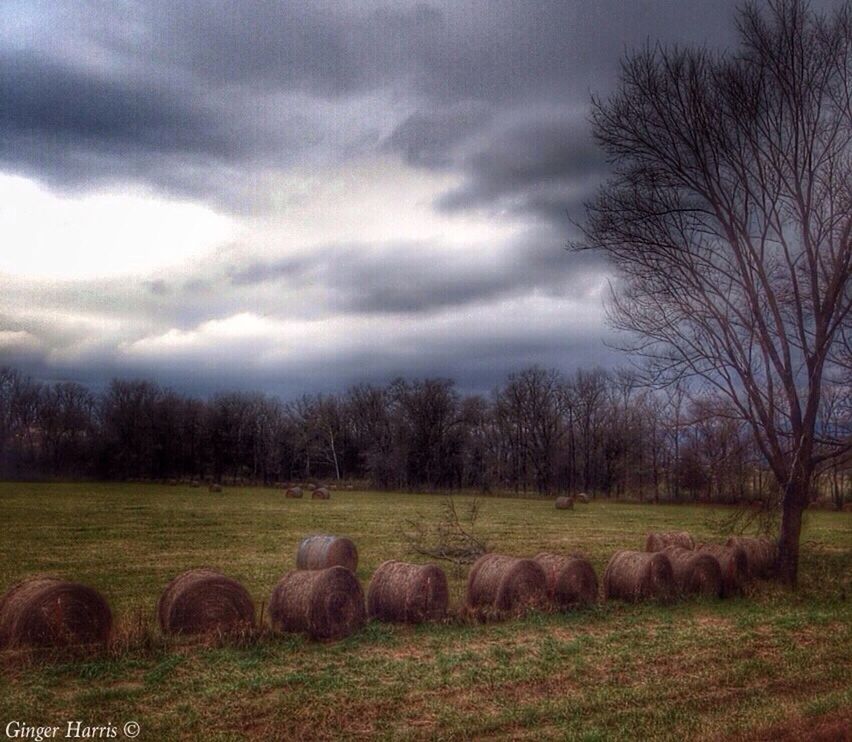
[226,227,608,316]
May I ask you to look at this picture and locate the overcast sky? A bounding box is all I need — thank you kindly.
[1,0,836,397]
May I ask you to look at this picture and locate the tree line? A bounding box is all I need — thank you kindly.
[0,364,846,507]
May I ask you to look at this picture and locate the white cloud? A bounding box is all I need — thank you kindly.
[0,174,237,280]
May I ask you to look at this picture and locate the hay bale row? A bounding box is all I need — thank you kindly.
[603,550,676,603]
[296,535,358,572]
[645,531,695,552]
[726,536,777,578]
[466,554,548,614]
[661,546,723,598]
[367,560,448,623]
[555,496,574,510]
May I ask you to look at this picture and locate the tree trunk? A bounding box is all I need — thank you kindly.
[776,471,811,586]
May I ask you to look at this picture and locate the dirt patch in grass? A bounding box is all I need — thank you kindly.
[742,710,851,741]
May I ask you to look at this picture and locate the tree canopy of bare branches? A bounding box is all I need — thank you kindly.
[578,0,851,583]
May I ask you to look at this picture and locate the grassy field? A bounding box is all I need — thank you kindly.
[0,482,850,741]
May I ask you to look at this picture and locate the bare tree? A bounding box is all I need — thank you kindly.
[578,0,851,583]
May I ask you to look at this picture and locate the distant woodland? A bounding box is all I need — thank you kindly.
[0,365,847,508]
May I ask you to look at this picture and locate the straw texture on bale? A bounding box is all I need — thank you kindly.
[696,543,748,597]
[0,577,112,648]
[285,487,303,498]
[645,531,695,552]
[555,496,574,510]
[603,550,676,602]
[367,560,448,623]
[157,568,255,635]
[576,493,590,504]
[661,546,723,598]
[725,536,777,578]
[269,566,365,640]
[466,554,547,613]
[312,487,330,500]
[296,535,358,572]
[534,553,598,608]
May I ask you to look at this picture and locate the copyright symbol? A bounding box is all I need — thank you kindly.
[123,721,140,738]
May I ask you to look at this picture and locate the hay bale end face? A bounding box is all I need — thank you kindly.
[534,553,598,608]
[285,487,303,498]
[312,487,330,500]
[466,554,548,614]
[157,569,255,636]
[603,550,676,603]
[296,535,358,572]
[555,496,574,510]
[696,543,748,597]
[0,577,112,649]
[725,536,777,578]
[270,566,365,641]
[367,561,449,624]
[645,531,695,552]
[661,546,723,598]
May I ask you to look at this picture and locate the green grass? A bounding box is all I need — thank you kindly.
[0,482,850,741]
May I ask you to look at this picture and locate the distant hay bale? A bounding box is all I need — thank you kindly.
[269,566,365,641]
[0,577,112,649]
[645,531,695,552]
[306,483,317,491]
[534,553,598,608]
[157,568,255,636]
[603,550,676,602]
[296,535,358,572]
[555,496,574,510]
[285,487,303,499]
[661,546,723,598]
[696,543,748,597]
[208,483,222,493]
[466,554,548,614]
[725,536,777,578]
[312,487,330,500]
[367,560,449,623]
[190,480,201,488]
[576,493,590,504]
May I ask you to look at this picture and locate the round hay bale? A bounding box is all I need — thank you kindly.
[208,483,222,493]
[285,487,303,499]
[0,577,112,649]
[269,566,365,640]
[367,560,449,623]
[296,535,358,572]
[576,493,590,504]
[465,554,548,614]
[306,483,317,491]
[725,536,777,578]
[312,487,330,500]
[645,531,695,552]
[603,550,676,603]
[661,546,723,598]
[190,480,201,488]
[533,553,598,608]
[555,496,574,510]
[157,568,255,636]
[696,543,748,597]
